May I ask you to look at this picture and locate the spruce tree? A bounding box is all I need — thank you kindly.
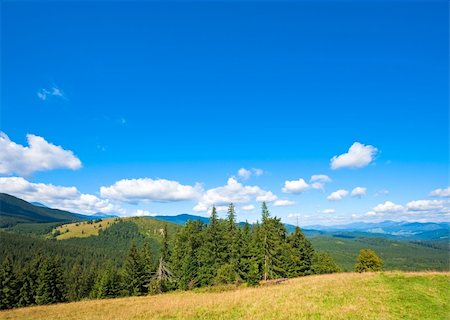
[286,226,315,276]
[123,243,146,296]
[260,203,286,280]
[35,257,66,305]
[0,256,18,309]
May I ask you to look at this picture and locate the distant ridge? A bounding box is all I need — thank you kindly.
[153,213,210,225]
[0,193,87,227]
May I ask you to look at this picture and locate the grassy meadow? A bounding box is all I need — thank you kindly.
[53,218,118,240]
[1,272,448,320]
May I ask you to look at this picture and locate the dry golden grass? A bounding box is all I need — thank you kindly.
[54,218,117,240]
[1,272,448,320]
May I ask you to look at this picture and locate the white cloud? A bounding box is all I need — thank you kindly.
[406,200,446,212]
[373,201,404,213]
[237,168,264,180]
[429,187,450,198]
[131,209,155,217]
[282,178,309,194]
[273,199,295,207]
[0,177,123,215]
[238,168,252,180]
[351,187,367,198]
[0,132,82,176]
[193,177,276,212]
[100,178,202,204]
[37,86,65,101]
[330,142,378,170]
[241,204,255,211]
[256,191,278,202]
[327,189,349,201]
[321,209,335,214]
[310,174,331,191]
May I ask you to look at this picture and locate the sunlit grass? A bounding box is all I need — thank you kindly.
[53,218,117,240]
[1,272,448,320]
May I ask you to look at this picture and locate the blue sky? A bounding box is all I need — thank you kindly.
[1,1,448,225]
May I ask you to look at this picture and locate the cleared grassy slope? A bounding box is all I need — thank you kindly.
[1,272,448,320]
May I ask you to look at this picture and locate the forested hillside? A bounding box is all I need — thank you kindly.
[0,203,340,310]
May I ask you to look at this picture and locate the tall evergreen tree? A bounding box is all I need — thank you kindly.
[197,206,226,286]
[286,226,315,276]
[123,243,146,296]
[0,256,18,309]
[260,203,286,280]
[171,220,204,290]
[35,257,66,305]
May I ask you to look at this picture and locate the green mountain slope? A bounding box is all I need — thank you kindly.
[0,193,86,227]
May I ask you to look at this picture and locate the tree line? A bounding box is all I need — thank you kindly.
[0,203,342,310]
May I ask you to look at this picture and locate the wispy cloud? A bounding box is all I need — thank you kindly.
[37,86,66,101]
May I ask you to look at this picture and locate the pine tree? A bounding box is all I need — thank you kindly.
[171,220,204,290]
[91,264,121,299]
[246,258,260,286]
[141,241,154,292]
[0,256,18,309]
[17,256,42,307]
[260,203,286,280]
[35,257,66,305]
[197,206,226,286]
[123,243,146,296]
[286,226,315,276]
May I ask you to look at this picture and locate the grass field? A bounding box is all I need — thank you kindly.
[1,272,448,320]
[53,218,118,240]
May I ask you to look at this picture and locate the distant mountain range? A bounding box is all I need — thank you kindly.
[153,213,449,241]
[1,193,448,240]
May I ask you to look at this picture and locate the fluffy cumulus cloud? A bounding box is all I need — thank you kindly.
[100,178,202,204]
[330,142,378,170]
[429,187,450,198]
[0,177,123,215]
[237,168,263,180]
[327,189,349,201]
[360,199,450,222]
[282,178,309,194]
[241,204,255,211]
[0,132,82,176]
[373,201,404,213]
[193,177,277,212]
[406,200,447,212]
[273,199,295,207]
[310,174,331,191]
[351,187,367,198]
[321,209,336,214]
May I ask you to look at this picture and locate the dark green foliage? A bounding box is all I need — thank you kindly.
[91,264,121,299]
[286,227,315,277]
[170,220,204,290]
[35,257,66,305]
[153,225,173,293]
[354,249,383,272]
[0,257,18,309]
[312,252,341,274]
[0,203,341,310]
[259,203,287,280]
[122,243,147,296]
